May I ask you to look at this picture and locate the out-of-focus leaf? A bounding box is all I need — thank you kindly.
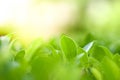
[77,47,85,54]
[88,57,101,69]
[80,68,95,80]
[113,53,120,67]
[52,64,81,80]
[15,50,25,62]
[76,52,88,67]
[99,46,113,59]
[24,39,43,62]
[60,35,77,61]
[101,57,120,80]
[90,67,102,80]
[90,45,113,61]
[31,56,55,80]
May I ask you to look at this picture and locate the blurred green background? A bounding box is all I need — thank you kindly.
[0,0,120,52]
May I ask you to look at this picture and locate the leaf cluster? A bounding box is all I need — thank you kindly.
[0,34,120,80]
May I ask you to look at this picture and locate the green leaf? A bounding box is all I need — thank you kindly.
[90,67,102,80]
[99,46,113,59]
[90,45,113,61]
[31,56,54,80]
[101,57,120,80]
[15,50,25,62]
[24,39,43,62]
[77,52,88,67]
[60,35,77,61]
[113,53,120,68]
[88,57,100,69]
[80,68,95,80]
[77,47,86,54]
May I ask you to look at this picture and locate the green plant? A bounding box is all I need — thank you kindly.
[0,34,120,80]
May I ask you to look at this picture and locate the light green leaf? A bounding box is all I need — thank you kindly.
[60,35,77,61]
[24,39,43,62]
[101,57,120,80]
[90,68,102,80]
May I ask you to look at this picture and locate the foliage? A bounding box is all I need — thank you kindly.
[0,34,120,80]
